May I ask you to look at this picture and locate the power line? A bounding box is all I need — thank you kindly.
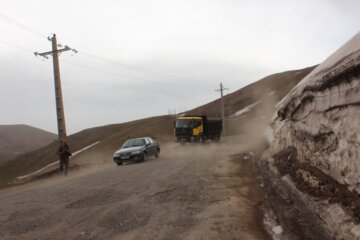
[61,60,198,90]
[0,39,34,53]
[0,13,179,81]
[79,51,166,77]
[0,38,196,90]
[79,51,208,89]
[62,60,151,80]
[0,13,47,39]
[0,13,214,91]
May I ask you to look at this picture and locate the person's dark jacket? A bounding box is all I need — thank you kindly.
[57,144,72,159]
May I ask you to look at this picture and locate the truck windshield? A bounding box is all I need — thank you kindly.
[176,120,194,128]
[176,119,201,128]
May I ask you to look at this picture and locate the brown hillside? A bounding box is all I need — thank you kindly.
[188,66,315,136]
[0,66,315,188]
[0,116,174,187]
[188,66,315,118]
[0,125,56,164]
[0,153,13,166]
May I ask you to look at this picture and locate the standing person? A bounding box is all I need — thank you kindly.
[57,141,72,176]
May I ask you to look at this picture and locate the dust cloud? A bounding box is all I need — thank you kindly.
[7,80,283,197]
[226,84,280,151]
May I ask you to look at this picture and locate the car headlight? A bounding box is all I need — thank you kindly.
[131,150,141,155]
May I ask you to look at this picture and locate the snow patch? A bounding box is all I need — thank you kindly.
[230,101,261,118]
[272,225,283,235]
[263,209,284,240]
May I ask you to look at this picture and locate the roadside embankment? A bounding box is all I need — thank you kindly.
[265,32,360,239]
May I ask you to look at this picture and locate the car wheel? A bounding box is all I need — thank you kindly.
[143,153,147,161]
[117,162,123,166]
[155,149,160,158]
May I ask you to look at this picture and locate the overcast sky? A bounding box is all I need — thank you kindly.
[0,0,359,134]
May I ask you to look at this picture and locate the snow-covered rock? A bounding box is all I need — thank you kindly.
[269,32,360,193]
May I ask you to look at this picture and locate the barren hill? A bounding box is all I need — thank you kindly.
[0,125,56,165]
[0,117,175,187]
[189,66,315,137]
[0,66,314,188]
[189,66,315,118]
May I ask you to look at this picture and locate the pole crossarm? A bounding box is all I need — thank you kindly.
[215,84,229,93]
[34,45,76,59]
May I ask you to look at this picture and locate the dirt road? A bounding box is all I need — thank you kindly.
[0,138,270,240]
[0,138,330,240]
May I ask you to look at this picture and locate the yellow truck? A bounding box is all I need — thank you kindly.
[174,115,222,143]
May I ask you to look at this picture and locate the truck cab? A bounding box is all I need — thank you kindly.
[175,116,203,142]
[174,116,222,143]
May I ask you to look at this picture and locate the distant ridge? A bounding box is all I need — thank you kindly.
[0,124,56,164]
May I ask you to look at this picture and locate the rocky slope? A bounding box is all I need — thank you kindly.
[267,32,360,239]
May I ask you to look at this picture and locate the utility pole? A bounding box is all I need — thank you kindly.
[35,34,77,144]
[215,83,228,136]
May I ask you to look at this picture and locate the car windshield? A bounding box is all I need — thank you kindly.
[175,119,201,128]
[122,139,146,148]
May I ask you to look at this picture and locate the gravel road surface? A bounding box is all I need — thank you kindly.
[0,139,270,240]
[0,138,330,240]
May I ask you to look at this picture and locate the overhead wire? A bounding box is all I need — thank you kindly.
[0,12,180,81]
[79,51,167,77]
[0,39,34,53]
[78,51,208,89]
[0,13,48,39]
[0,37,201,91]
[0,13,213,92]
[61,60,195,90]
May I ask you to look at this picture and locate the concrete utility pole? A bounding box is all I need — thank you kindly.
[215,83,228,136]
[34,34,77,144]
